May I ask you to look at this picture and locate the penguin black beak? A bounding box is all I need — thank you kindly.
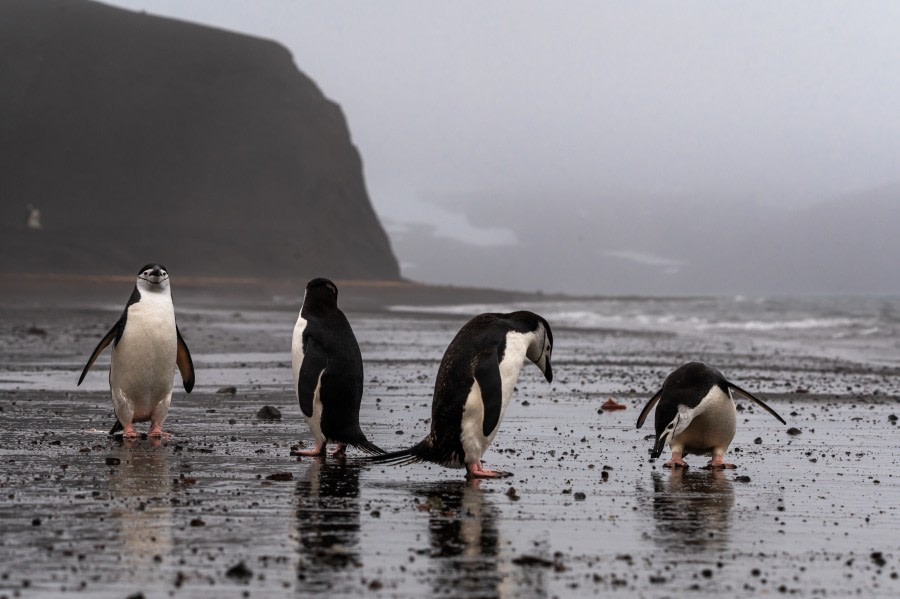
[541,357,553,383]
[651,434,667,460]
[150,268,163,277]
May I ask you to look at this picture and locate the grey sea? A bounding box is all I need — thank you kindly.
[1,283,898,597]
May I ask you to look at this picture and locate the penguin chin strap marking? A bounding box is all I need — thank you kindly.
[139,275,169,285]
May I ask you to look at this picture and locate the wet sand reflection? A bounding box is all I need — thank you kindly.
[105,438,173,586]
[641,468,735,551]
[413,479,508,598]
[294,459,362,592]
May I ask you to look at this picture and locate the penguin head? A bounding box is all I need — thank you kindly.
[136,263,170,292]
[521,312,553,383]
[651,404,695,459]
[302,277,339,313]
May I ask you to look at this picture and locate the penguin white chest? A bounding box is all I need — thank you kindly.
[672,387,737,455]
[110,295,177,418]
[460,332,531,463]
[291,314,324,442]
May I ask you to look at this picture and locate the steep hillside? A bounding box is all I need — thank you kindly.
[0,0,399,279]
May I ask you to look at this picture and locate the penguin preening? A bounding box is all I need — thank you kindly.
[636,362,785,468]
[291,278,383,457]
[368,311,553,479]
[78,264,194,438]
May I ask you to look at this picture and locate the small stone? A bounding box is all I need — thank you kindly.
[506,487,520,501]
[735,475,751,483]
[512,555,555,568]
[265,472,293,482]
[573,492,586,501]
[190,518,205,527]
[216,386,237,395]
[786,427,802,435]
[754,437,762,444]
[256,406,282,420]
[871,552,886,567]
[225,561,253,580]
[105,457,120,466]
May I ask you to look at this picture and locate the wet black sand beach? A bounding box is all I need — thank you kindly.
[1,277,898,597]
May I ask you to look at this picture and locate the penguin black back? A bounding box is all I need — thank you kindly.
[293,277,382,455]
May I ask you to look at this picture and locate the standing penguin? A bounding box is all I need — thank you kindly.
[369,311,553,479]
[636,362,785,468]
[291,278,383,457]
[78,264,194,438]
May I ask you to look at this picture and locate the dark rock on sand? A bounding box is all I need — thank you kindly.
[225,561,253,581]
[216,386,237,395]
[256,406,282,420]
[787,427,803,435]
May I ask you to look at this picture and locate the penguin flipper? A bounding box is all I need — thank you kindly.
[727,384,786,425]
[297,336,327,418]
[636,388,663,429]
[77,317,125,385]
[475,349,503,437]
[175,326,195,393]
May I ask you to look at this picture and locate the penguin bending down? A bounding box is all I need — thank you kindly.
[291,278,383,457]
[636,362,785,469]
[78,264,194,438]
[368,311,553,479]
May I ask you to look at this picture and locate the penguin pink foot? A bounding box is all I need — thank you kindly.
[704,457,735,469]
[291,442,325,457]
[663,451,688,468]
[122,426,140,439]
[148,425,171,438]
[465,461,512,479]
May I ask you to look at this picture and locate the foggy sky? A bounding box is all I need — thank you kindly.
[100,1,900,293]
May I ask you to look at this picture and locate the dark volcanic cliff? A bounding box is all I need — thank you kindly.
[0,0,400,279]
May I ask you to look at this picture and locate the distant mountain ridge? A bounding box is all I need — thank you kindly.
[0,0,399,279]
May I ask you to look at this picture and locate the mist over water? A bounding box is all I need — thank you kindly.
[391,295,900,367]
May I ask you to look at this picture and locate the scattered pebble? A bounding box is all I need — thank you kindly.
[216,386,237,395]
[787,427,802,435]
[256,406,281,420]
[225,561,252,581]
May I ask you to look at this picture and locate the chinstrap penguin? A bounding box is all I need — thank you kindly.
[78,264,194,438]
[368,311,553,479]
[291,277,383,457]
[636,362,785,468]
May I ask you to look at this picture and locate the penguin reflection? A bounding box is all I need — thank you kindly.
[295,460,362,592]
[645,469,734,551]
[106,439,173,583]
[416,479,507,598]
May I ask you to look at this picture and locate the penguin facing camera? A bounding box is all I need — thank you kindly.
[78,264,194,438]
[368,311,553,479]
[637,362,785,468]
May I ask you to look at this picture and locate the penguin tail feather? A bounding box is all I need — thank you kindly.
[108,420,123,436]
[351,437,386,456]
[364,439,432,467]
